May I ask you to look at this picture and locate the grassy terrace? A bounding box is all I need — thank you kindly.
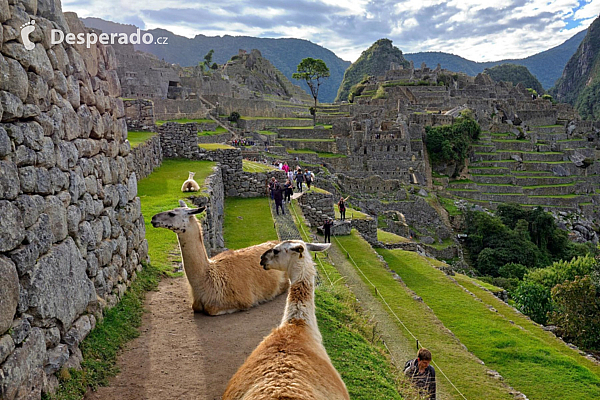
[438,196,461,216]
[198,126,227,136]
[288,202,406,400]
[223,197,278,249]
[198,143,234,150]
[242,159,277,173]
[155,118,214,126]
[377,229,410,244]
[257,130,277,135]
[379,249,600,400]
[334,231,513,399]
[127,131,157,148]
[240,116,312,120]
[138,159,216,274]
[286,149,346,158]
[334,204,369,219]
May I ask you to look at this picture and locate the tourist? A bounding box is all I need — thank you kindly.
[273,182,285,215]
[295,168,304,192]
[322,217,334,243]
[404,348,436,400]
[304,169,313,190]
[282,162,290,173]
[284,179,293,203]
[338,196,350,221]
[268,177,277,199]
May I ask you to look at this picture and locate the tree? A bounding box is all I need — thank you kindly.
[199,49,215,72]
[549,275,600,350]
[513,280,553,324]
[292,58,330,126]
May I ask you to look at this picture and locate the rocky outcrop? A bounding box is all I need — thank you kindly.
[0,2,147,398]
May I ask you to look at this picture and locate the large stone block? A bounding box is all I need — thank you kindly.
[0,328,46,400]
[24,238,95,329]
[0,56,28,101]
[44,195,67,242]
[9,213,53,276]
[0,160,19,200]
[0,256,18,335]
[0,200,24,252]
[0,90,23,121]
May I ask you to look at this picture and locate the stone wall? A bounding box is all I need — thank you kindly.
[350,218,378,244]
[158,122,201,159]
[297,190,335,228]
[0,5,147,398]
[189,166,225,255]
[152,98,209,121]
[123,99,154,131]
[127,135,162,181]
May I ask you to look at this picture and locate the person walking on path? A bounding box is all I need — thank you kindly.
[304,169,313,190]
[273,182,285,215]
[295,169,304,192]
[283,179,293,203]
[404,348,436,400]
[338,196,350,221]
[322,218,334,243]
[282,162,290,173]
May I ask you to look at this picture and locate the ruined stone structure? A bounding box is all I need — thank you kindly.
[0,4,147,398]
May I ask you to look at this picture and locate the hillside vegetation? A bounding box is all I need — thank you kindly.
[483,64,544,94]
[552,15,600,119]
[335,39,410,102]
[82,18,350,103]
[405,29,586,89]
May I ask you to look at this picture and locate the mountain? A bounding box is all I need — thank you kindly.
[335,39,410,102]
[551,16,600,120]
[405,30,586,90]
[82,18,350,103]
[484,64,544,94]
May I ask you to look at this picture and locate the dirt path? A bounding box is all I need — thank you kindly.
[86,277,286,400]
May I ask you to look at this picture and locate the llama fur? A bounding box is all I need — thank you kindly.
[223,240,350,400]
[181,171,200,192]
[151,201,288,315]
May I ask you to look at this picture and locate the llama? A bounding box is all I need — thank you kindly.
[223,240,350,400]
[181,171,200,192]
[151,200,288,315]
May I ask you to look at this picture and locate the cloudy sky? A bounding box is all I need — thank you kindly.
[63,0,600,62]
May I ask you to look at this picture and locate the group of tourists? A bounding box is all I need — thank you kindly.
[231,138,254,146]
[268,177,293,215]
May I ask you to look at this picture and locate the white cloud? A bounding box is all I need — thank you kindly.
[63,0,597,63]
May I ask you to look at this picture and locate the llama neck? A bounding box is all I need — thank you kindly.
[281,258,321,342]
[176,217,210,287]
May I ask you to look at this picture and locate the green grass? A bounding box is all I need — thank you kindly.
[198,143,235,150]
[242,160,277,173]
[138,159,216,274]
[277,138,335,142]
[127,131,157,148]
[198,126,227,136]
[223,197,278,249]
[528,194,579,199]
[286,149,347,158]
[257,130,277,135]
[333,231,513,399]
[240,116,312,120]
[379,249,600,400]
[304,186,331,195]
[377,229,410,244]
[155,118,214,126]
[334,204,369,219]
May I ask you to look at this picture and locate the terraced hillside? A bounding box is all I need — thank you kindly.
[448,124,599,213]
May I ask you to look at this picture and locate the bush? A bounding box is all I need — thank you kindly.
[425,113,480,173]
[549,275,600,350]
[228,111,241,123]
[499,263,528,280]
[512,280,553,324]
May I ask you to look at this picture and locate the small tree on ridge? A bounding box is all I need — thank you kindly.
[292,58,330,126]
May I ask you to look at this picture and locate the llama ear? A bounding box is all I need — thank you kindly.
[178,200,187,207]
[187,206,206,215]
[306,243,331,252]
[289,244,304,254]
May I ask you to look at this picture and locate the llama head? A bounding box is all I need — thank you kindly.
[188,171,196,180]
[260,240,330,273]
[151,200,205,234]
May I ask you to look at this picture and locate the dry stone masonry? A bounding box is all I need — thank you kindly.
[0,2,147,398]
